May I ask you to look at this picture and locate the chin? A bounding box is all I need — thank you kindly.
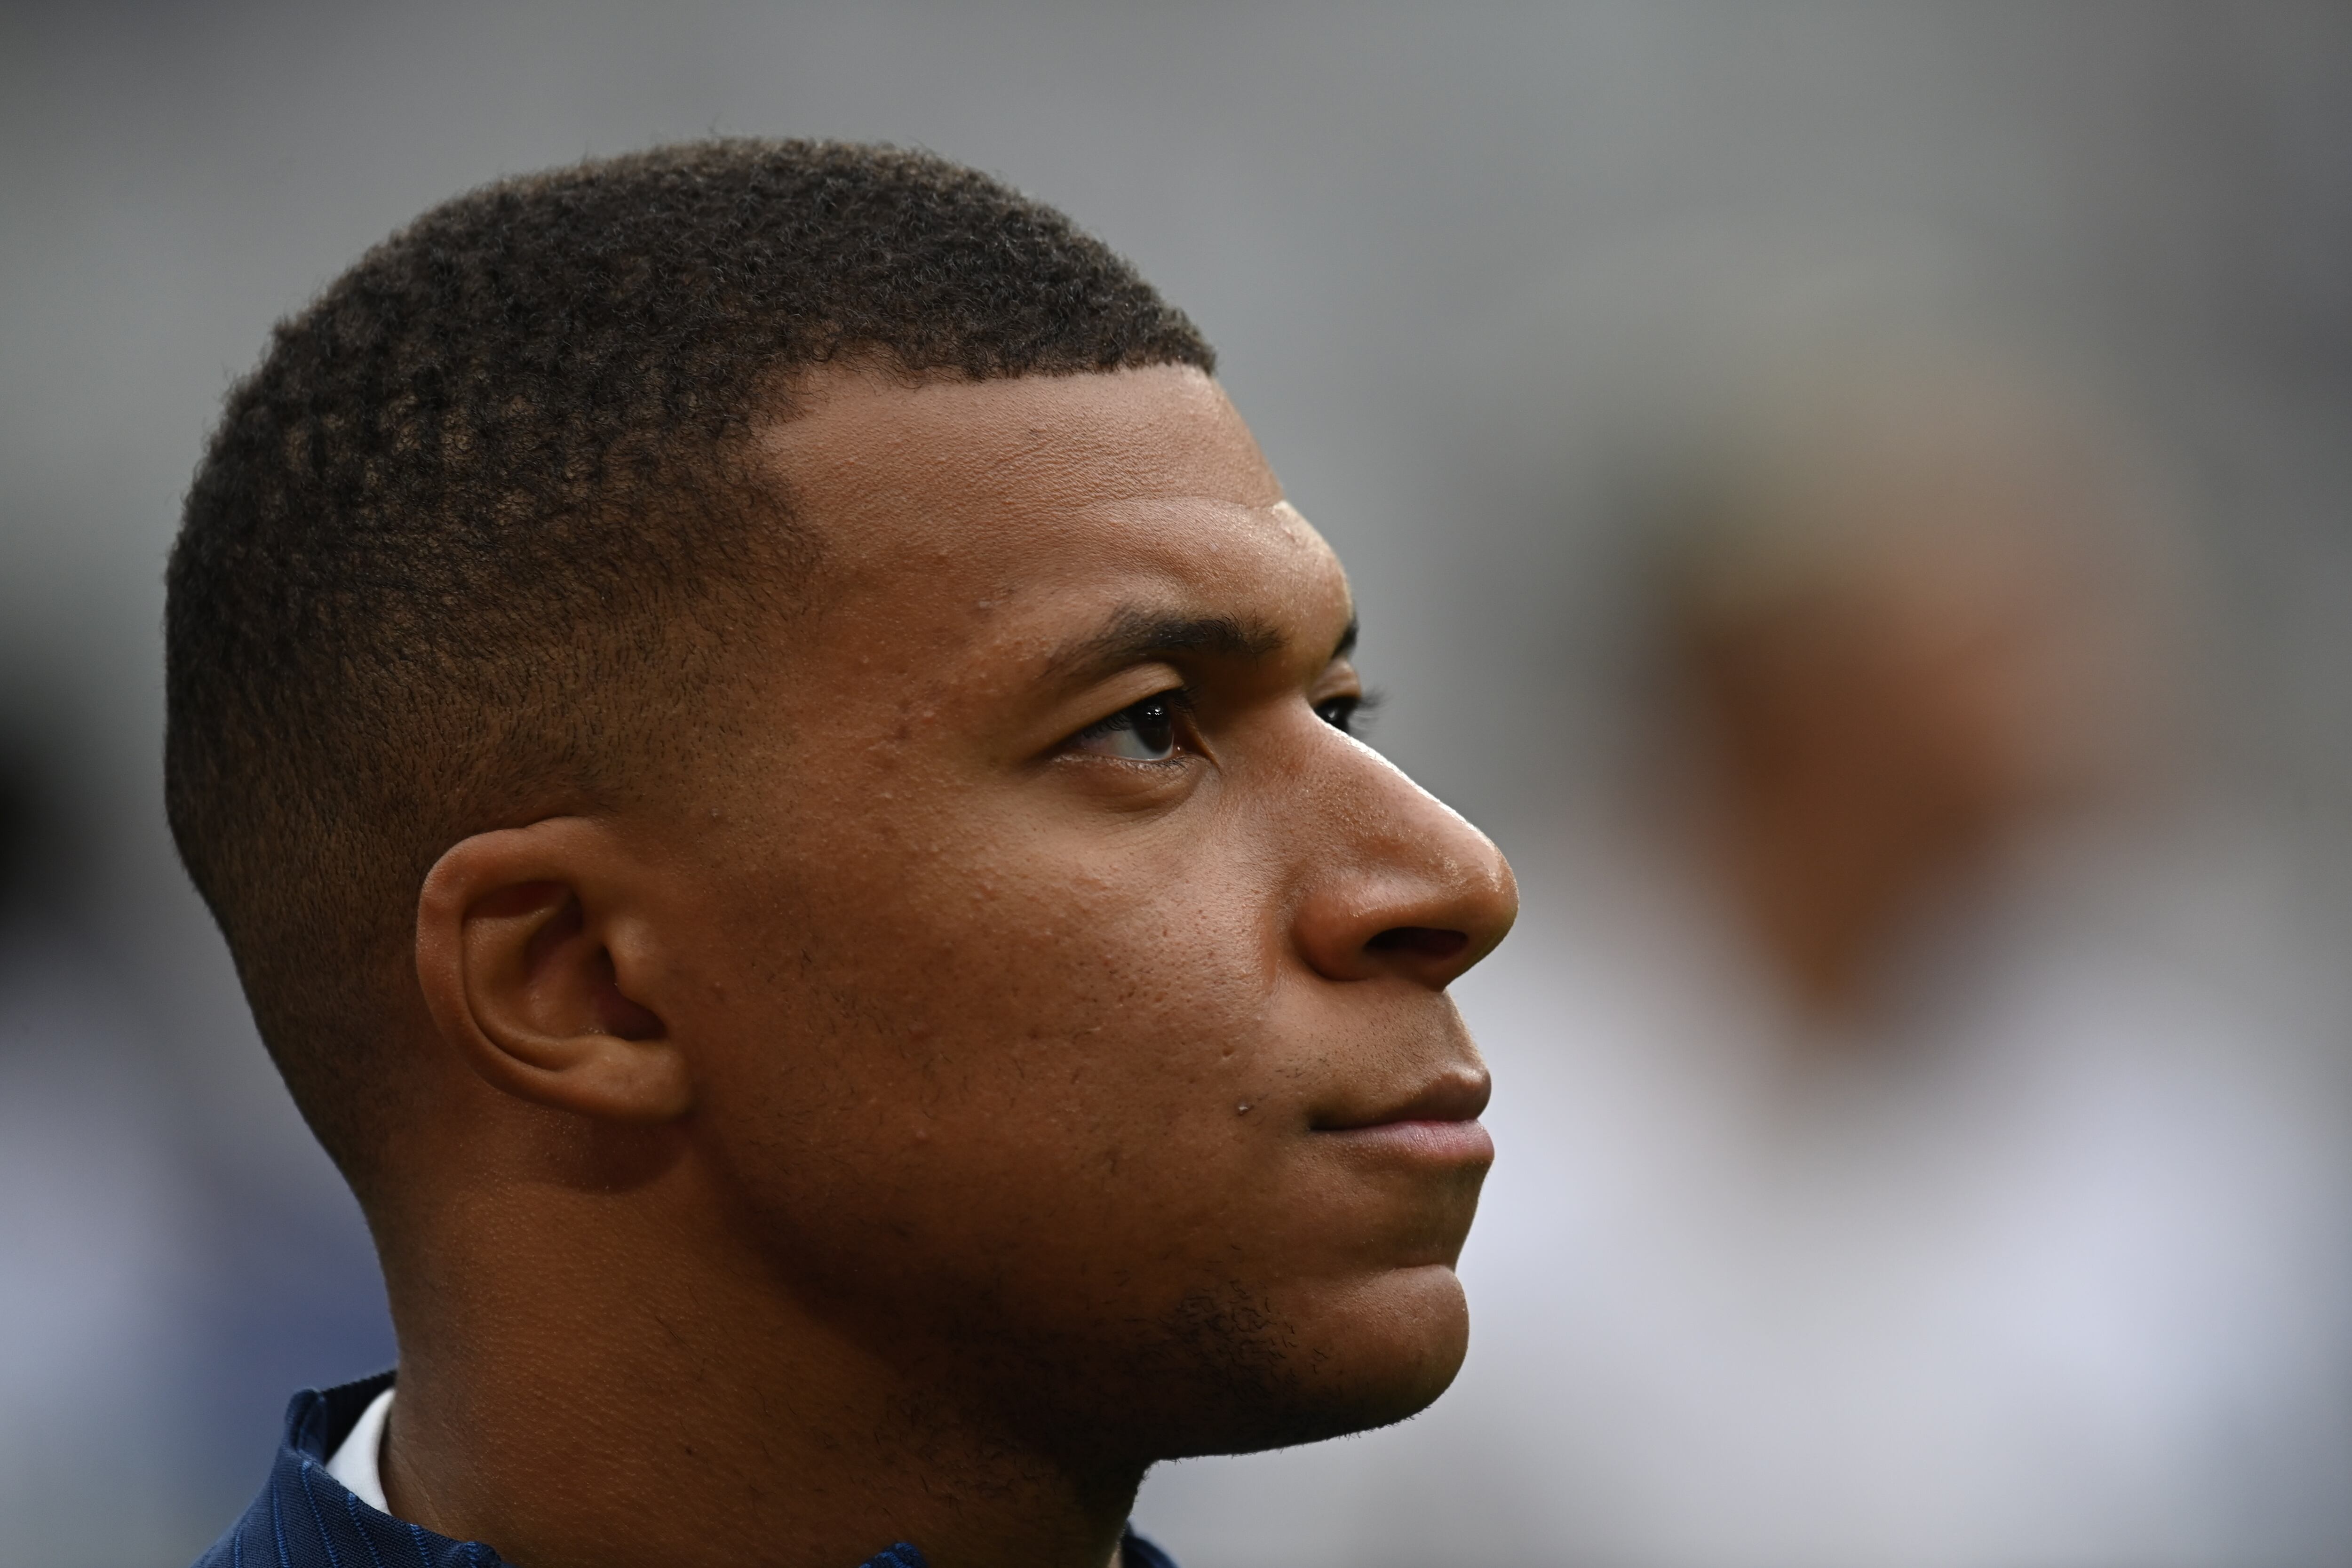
[1146,1263,1473,1459]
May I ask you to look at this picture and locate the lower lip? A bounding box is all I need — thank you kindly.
[1319,1118,1494,1166]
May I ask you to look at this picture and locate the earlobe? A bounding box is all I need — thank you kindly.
[416,819,694,1123]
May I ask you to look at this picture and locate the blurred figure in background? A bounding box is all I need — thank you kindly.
[1656,347,2178,1034]
[1139,342,2352,1568]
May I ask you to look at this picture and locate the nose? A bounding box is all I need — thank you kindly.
[1289,745,1518,988]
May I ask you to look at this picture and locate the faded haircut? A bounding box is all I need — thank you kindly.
[166,139,1215,1180]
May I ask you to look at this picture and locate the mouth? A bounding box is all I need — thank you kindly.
[1310,1070,1494,1166]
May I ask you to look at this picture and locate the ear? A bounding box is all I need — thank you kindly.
[415,817,692,1123]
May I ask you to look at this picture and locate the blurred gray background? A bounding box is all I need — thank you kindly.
[4,3,2352,1564]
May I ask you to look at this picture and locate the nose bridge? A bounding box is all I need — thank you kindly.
[1344,743,1489,883]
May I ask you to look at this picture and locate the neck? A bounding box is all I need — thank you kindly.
[373,1137,1137,1568]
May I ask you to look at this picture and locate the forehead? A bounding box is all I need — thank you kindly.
[755,366,1340,639]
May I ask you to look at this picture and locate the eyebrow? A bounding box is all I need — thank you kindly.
[1045,606,1358,685]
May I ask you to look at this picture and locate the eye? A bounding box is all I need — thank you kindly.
[1314,693,1370,736]
[1071,692,1187,762]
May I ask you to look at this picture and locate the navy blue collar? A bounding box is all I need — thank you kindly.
[190,1372,1178,1568]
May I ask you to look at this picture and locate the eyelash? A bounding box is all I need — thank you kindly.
[1070,687,1198,762]
[1317,691,1381,737]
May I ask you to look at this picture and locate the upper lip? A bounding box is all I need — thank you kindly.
[1312,1070,1490,1132]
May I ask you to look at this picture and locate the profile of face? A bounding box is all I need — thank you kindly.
[1686,463,2156,856]
[422,363,1517,1474]
[1665,412,2168,1021]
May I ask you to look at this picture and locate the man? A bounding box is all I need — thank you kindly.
[165,140,1515,1568]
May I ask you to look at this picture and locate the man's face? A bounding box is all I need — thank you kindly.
[660,365,1514,1462]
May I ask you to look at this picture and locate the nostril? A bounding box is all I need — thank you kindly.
[1366,926,1469,960]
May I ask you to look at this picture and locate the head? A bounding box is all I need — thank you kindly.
[167,142,1513,1477]
[1652,346,2177,1013]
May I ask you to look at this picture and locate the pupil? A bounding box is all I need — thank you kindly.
[1132,699,1175,754]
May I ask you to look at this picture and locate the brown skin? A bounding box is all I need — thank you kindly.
[1681,506,2134,1024]
[378,365,1517,1568]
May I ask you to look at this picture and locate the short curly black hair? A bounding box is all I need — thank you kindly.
[166,139,1215,1179]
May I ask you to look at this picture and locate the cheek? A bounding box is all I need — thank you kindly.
[686,807,1292,1289]
[885,829,1278,1080]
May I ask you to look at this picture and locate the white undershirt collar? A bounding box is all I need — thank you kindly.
[324,1384,396,1514]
